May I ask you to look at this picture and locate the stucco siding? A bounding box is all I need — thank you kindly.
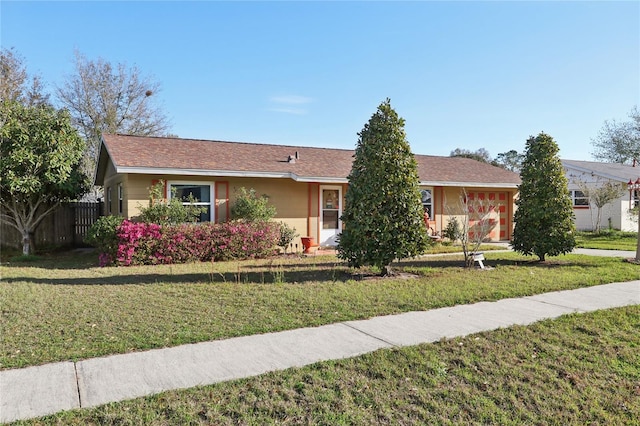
[112,174,317,248]
[225,178,308,220]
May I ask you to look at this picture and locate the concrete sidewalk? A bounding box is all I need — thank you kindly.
[2,281,639,423]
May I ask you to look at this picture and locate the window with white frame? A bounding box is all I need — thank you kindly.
[420,189,433,218]
[168,182,213,222]
[571,190,589,207]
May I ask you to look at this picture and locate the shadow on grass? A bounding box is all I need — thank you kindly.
[1,268,358,286]
[2,255,617,286]
[0,250,98,270]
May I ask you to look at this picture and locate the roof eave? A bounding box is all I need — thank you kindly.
[114,166,349,184]
[93,136,111,186]
[114,167,518,187]
[420,181,520,189]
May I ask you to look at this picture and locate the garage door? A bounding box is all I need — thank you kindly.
[466,192,509,242]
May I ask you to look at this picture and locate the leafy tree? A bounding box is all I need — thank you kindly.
[512,132,576,261]
[56,51,171,173]
[450,147,492,163]
[338,99,428,276]
[0,101,89,255]
[231,187,277,222]
[0,47,50,107]
[591,107,640,164]
[493,150,524,173]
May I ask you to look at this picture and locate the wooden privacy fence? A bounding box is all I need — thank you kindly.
[1,202,102,249]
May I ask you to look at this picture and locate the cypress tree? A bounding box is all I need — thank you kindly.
[337,99,428,275]
[512,132,576,261]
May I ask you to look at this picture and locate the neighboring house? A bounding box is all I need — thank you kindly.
[94,134,521,246]
[562,159,639,232]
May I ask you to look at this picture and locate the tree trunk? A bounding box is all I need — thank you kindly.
[22,229,31,256]
[382,264,395,277]
[465,256,474,268]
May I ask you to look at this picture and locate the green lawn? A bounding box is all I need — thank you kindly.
[2,249,639,370]
[14,306,640,425]
[575,230,639,251]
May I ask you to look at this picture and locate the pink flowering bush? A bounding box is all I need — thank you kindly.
[115,221,163,266]
[97,220,280,266]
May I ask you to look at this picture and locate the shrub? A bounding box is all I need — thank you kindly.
[107,220,280,266]
[85,215,124,266]
[277,222,299,251]
[115,221,163,266]
[443,217,461,242]
[230,187,276,222]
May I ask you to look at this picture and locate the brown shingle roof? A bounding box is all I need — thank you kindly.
[97,134,521,187]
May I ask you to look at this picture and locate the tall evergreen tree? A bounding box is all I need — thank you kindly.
[337,99,428,275]
[512,132,576,261]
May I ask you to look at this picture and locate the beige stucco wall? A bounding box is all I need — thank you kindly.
[101,158,128,218]
[226,178,311,249]
[106,172,516,245]
[114,174,322,249]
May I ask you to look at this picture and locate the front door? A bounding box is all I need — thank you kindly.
[320,186,342,246]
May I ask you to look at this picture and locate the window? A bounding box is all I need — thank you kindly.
[117,184,124,214]
[420,189,433,218]
[571,190,589,207]
[107,187,112,214]
[168,182,213,222]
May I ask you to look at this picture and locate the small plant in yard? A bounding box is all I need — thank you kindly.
[442,216,462,242]
[277,222,299,252]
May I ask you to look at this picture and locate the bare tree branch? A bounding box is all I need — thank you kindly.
[56,51,171,174]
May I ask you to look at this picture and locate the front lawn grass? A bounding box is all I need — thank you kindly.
[2,250,639,370]
[18,306,640,425]
[575,230,638,251]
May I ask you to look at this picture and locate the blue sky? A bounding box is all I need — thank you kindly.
[2,1,638,161]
